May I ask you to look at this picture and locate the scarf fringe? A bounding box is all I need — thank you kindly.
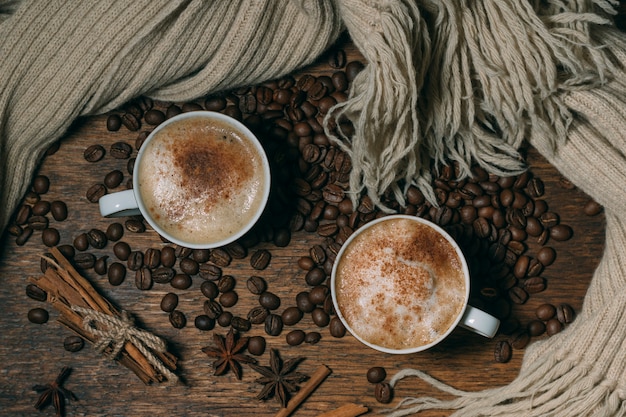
[330,0,619,208]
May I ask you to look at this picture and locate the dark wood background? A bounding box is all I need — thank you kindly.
[0,25,613,417]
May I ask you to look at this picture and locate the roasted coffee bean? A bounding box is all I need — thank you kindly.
[556,304,575,324]
[494,340,512,363]
[199,264,222,281]
[74,252,96,270]
[286,329,306,346]
[535,303,556,321]
[104,170,124,189]
[329,316,347,338]
[194,314,215,331]
[32,200,50,216]
[203,300,223,319]
[171,273,192,290]
[41,228,60,247]
[160,246,176,267]
[550,224,573,241]
[259,291,281,310]
[125,218,145,233]
[94,256,108,275]
[86,183,107,203]
[311,307,330,327]
[204,96,227,111]
[328,48,346,68]
[108,262,126,286]
[247,335,266,356]
[525,217,543,237]
[366,367,387,384]
[63,335,85,352]
[200,280,219,300]
[102,224,123,243]
[374,382,393,404]
[28,307,49,324]
[281,306,303,326]
[57,244,75,259]
[15,204,31,225]
[526,177,544,198]
[224,242,247,259]
[26,284,47,302]
[298,256,315,271]
[247,306,269,324]
[522,277,546,293]
[305,267,326,286]
[510,331,530,350]
[250,249,271,270]
[304,331,322,344]
[192,249,211,263]
[345,60,365,81]
[106,114,122,131]
[243,276,265,295]
[110,141,133,159]
[217,275,236,293]
[545,318,563,336]
[143,248,161,269]
[513,255,529,279]
[583,199,603,216]
[121,113,140,131]
[179,257,199,275]
[231,316,251,332]
[127,251,144,271]
[169,310,186,329]
[537,246,556,266]
[144,109,166,125]
[508,286,528,304]
[309,285,329,305]
[219,291,238,308]
[151,267,174,285]
[209,248,232,267]
[32,175,50,194]
[526,259,544,277]
[135,267,153,290]
[322,184,344,204]
[86,228,107,249]
[296,291,315,313]
[273,228,291,247]
[112,241,131,260]
[84,144,106,162]
[217,311,233,327]
[28,215,48,230]
[528,320,546,336]
[539,212,559,228]
[264,314,283,336]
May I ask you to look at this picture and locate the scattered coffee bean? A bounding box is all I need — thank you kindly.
[203,300,223,319]
[200,280,219,299]
[107,262,126,286]
[121,113,141,131]
[510,331,530,349]
[32,200,51,216]
[160,246,176,267]
[329,316,347,338]
[217,311,233,327]
[28,308,49,324]
[556,304,575,324]
[247,306,269,325]
[171,273,192,290]
[250,249,271,270]
[549,224,573,241]
[104,170,124,189]
[304,331,322,344]
[28,215,49,230]
[113,241,131,260]
[26,284,47,302]
[264,313,283,336]
[50,200,68,221]
[87,228,107,249]
[169,310,186,329]
[374,382,393,404]
[311,307,330,327]
[194,314,215,331]
[281,306,303,326]
[41,228,60,247]
[106,114,122,131]
[32,175,50,194]
[144,109,166,125]
[179,257,199,275]
[16,227,33,245]
[535,303,556,321]
[86,183,107,203]
[494,340,512,363]
[74,252,96,269]
[219,291,238,308]
[246,276,267,295]
[286,329,306,346]
[536,247,556,266]
[135,267,153,290]
[527,320,546,337]
[217,275,236,293]
[296,291,315,313]
[247,335,266,356]
[63,336,85,352]
[125,218,145,233]
[94,256,108,275]
[583,199,603,216]
[231,316,251,332]
[259,291,281,310]
[127,251,144,271]
[84,144,106,162]
[366,367,387,384]
[545,318,563,336]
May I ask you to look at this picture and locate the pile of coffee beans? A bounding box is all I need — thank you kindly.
[15,43,603,407]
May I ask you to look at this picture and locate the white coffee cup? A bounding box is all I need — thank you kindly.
[99,111,271,249]
[331,214,499,354]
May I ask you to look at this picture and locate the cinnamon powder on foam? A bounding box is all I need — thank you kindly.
[335,218,466,350]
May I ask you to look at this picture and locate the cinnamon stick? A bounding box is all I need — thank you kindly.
[316,403,369,417]
[274,364,332,417]
[29,246,178,384]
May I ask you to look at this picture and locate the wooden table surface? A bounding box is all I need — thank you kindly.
[0,35,608,417]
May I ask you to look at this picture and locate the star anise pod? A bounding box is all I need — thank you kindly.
[201,328,256,379]
[249,348,309,408]
[32,367,77,417]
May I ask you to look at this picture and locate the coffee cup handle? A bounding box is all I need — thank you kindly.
[99,189,142,217]
[459,305,500,338]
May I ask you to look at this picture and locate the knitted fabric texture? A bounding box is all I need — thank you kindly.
[1,0,626,416]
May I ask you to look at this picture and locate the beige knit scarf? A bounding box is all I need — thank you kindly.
[1,1,625,415]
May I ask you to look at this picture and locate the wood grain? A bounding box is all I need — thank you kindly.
[0,35,607,417]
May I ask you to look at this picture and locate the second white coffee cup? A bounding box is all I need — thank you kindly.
[99,111,271,249]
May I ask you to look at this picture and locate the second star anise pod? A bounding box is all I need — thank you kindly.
[249,348,309,408]
[32,366,77,417]
[201,328,256,379]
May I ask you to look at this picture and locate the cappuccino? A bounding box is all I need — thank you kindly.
[333,217,467,350]
[137,115,268,246]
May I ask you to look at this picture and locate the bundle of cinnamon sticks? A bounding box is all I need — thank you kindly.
[28,246,178,384]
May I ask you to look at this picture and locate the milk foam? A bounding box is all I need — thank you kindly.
[137,117,266,245]
[335,217,467,350]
